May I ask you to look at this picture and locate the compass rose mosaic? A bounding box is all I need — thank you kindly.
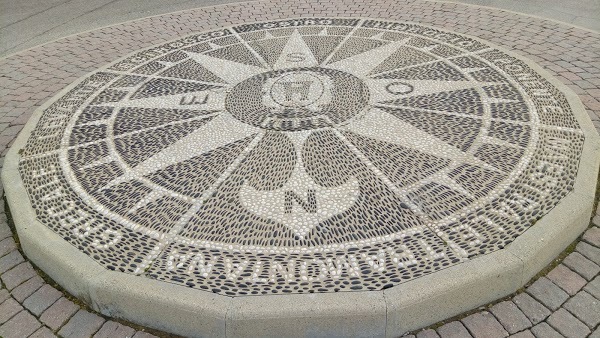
[18,18,584,296]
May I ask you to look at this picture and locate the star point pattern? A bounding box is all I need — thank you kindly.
[18,18,584,297]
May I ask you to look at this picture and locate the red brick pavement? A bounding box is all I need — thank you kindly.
[0,0,599,336]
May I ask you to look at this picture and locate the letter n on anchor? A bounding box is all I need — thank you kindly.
[284,190,317,214]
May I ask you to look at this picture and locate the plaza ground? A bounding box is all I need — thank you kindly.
[0,0,599,337]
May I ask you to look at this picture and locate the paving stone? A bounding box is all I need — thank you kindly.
[94,321,136,338]
[23,284,63,316]
[0,222,11,241]
[30,326,57,338]
[437,321,472,338]
[584,276,600,299]
[490,301,532,334]
[530,322,563,338]
[577,242,600,264]
[0,288,9,304]
[546,264,587,295]
[547,308,590,338]
[513,293,551,325]
[563,252,600,281]
[10,275,44,302]
[0,310,41,338]
[563,291,600,328]
[0,237,16,258]
[0,262,37,290]
[0,250,24,274]
[0,298,22,324]
[40,297,80,331]
[416,329,440,338]
[132,332,159,338]
[462,312,508,338]
[583,226,600,247]
[526,277,569,310]
[509,331,534,338]
[58,310,106,338]
[590,327,600,338]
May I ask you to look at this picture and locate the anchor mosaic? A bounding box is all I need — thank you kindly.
[18,18,584,296]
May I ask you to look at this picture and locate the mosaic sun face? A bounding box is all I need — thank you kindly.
[19,18,583,296]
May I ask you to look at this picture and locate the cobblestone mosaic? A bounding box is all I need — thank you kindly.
[17,18,584,296]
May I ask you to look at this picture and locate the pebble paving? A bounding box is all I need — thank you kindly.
[15,16,587,297]
[0,0,599,336]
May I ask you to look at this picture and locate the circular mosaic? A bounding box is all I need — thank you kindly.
[19,18,584,296]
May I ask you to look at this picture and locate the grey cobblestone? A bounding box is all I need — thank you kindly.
[577,242,600,265]
[583,226,600,247]
[509,331,534,338]
[132,332,159,338]
[584,276,600,300]
[490,301,532,334]
[0,310,41,338]
[30,326,57,338]
[526,277,569,310]
[546,264,587,295]
[462,312,508,338]
[0,223,11,241]
[0,298,22,324]
[10,275,44,302]
[416,329,440,338]
[513,293,551,325]
[0,237,16,257]
[58,309,106,338]
[437,321,472,338]
[0,262,37,290]
[0,288,9,304]
[563,252,600,281]
[23,284,63,316]
[40,297,80,331]
[563,291,600,328]
[531,322,563,338]
[0,250,24,274]
[547,308,590,338]
[93,321,136,338]
[0,125,22,137]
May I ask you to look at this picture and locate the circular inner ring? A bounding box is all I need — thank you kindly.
[225,67,370,131]
[270,71,326,107]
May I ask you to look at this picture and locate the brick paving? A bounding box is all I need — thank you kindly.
[489,301,532,334]
[57,310,105,338]
[0,0,599,336]
[547,265,588,296]
[40,297,80,331]
[23,284,63,316]
[547,308,591,338]
[563,252,600,281]
[437,321,472,338]
[527,278,570,311]
[462,312,509,337]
